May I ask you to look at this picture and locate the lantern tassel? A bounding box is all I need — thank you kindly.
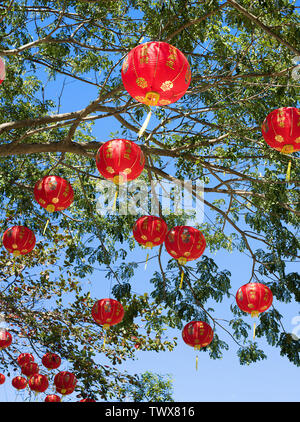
[112,190,118,212]
[138,107,152,138]
[253,321,256,340]
[145,252,149,270]
[179,270,184,289]
[286,159,292,183]
[196,355,198,371]
[43,218,50,235]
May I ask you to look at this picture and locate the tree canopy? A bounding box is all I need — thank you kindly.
[0,0,299,402]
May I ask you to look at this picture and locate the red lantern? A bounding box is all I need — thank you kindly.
[0,57,5,85]
[45,394,61,402]
[54,371,77,395]
[12,376,27,390]
[236,282,273,317]
[236,282,273,339]
[262,107,300,154]
[34,175,74,213]
[122,41,191,107]
[182,321,214,349]
[133,216,168,248]
[0,374,5,385]
[28,373,49,393]
[165,226,206,265]
[17,353,34,367]
[91,298,124,329]
[21,362,39,378]
[2,226,36,257]
[96,139,145,185]
[42,352,61,370]
[0,329,12,350]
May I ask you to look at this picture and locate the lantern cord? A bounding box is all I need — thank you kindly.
[286,159,292,182]
[179,270,184,289]
[138,107,152,138]
[43,218,50,235]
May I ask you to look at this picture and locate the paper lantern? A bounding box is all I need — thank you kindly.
[42,352,61,370]
[2,226,36,257]
[79,398,96,402]
[236,282,273,317]
[96,139,145,185]
[28,373,49,393]
[12,376,27,390]
[165,226,206,288]
[0,329,12,350]
[236,282,273,338]
[17,353,34,367]
[91,298,124,329]
[133,215,168,248]
[21,362,39,378]
[121,41,191,107]
[0,57,5,85]
[262,107,300,154]
[45,394,61,402]
[54,371,77,395]
[0,374,5,385]
[182,321,213,370]
[262,107,300,181]
[34,175,74,213]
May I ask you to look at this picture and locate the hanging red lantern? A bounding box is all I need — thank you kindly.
[45,394,61,402]
[54,371,77,395]
[236,282,273,338]
[34,175,74,214]
[17,353,34,367]
[42,352,61,370]
[21,362,39,378]
[96,139,145,185]
[122,41,191,107]
[262,107,300,154]
[165,226,206,288]
[0,57,5,85]
[0,374,5,385]
[262,107,300,181]
[0,329,12,350]
[79,398,96,402]
[12,376,28,390]
[236,282,273,317]
[182,321,214,370]
[91,298,124,329]
[2,226,36,257]
[28,373,49,393]
[133,215,168,248]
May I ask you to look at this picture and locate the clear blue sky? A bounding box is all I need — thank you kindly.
[0,7,299,401]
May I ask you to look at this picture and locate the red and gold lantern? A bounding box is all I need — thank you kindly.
[45,394,61,402]
[165,226,206,288]
[79,398,96,402]
[0,57,5,85]
[182,321,214,370]
[121,41,191,107]
[42,352,61,370]
[262,107,300,180]
[133,215,168,248]
[236,282,273,338]
[12,376,27,390]
[21,362,39,378]
[96,139,145,185]
[28,373,49,393]
[91,298,124,330]
[2,226,36,257]
[0,329,12,350]
[17,353,34,367]
[34,175,74,214]
[54,371,77,395]
[0,374,5,385]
